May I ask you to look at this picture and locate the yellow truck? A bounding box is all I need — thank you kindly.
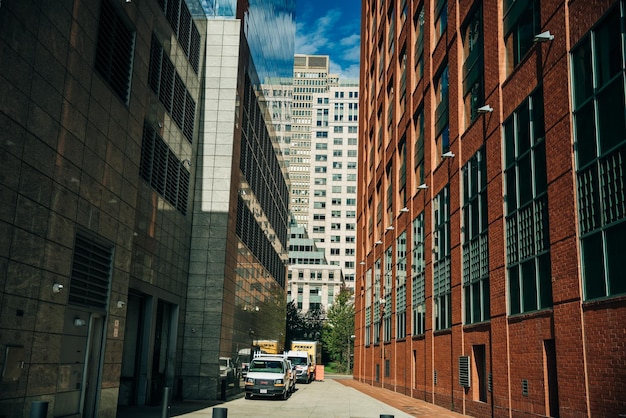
[253,339,282,354]
[290,341,321,382]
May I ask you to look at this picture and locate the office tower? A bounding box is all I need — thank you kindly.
[355,1,626,417]
[289,54,360,290]
[290,54,334,228]
[309,82,360,288]
[0,0,294,413]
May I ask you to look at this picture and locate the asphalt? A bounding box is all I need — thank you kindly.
[116,375,468,418]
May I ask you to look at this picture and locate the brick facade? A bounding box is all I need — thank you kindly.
[354,1,626,417]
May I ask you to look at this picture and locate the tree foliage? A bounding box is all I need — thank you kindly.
[321,287,355,373]
[285,301,325,348]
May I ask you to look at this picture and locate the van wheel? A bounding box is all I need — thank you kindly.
[245,392,251,399]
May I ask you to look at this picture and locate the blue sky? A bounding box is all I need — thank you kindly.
[295,0,361,80]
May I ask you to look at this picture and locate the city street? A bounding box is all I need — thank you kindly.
[117,375,466,418]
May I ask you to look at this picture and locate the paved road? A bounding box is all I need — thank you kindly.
[117,376,468,418]
[118,377,414,418]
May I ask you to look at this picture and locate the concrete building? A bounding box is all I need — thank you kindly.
[309,82,360,287]
[287,218,344,313]
[354,1,626,417]
[290,55,334,228]
[0,0,293,415]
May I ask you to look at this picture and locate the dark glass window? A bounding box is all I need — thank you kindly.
[462,149,490,324]
[504,90,552,315]
[572,3,626,300]
[504,0,540,75]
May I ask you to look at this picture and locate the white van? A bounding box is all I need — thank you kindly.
[244,355,294,400]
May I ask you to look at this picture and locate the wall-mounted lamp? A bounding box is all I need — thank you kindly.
[386,225,394,231]
[533,31,554,42]
[477,105,493,113]
[73,318,87,327]
[182,159,192,168]
[400,207,409,212]
[374,240,383,246]
[52,283,64,293]
[359,261,366,265]
[117,300,126,308]
[442,151,455,159]
[379,298,386,305]
[417,183,428,190]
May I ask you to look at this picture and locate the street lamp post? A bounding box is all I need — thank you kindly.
[348,334,355,374]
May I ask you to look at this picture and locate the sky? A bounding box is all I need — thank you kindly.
[295,0,362,80]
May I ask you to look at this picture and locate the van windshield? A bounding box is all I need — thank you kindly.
[249,360,284,373]
[288,357,307,366]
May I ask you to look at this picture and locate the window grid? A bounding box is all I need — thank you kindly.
[412,213,426,335]
[462,149,490,324]
[433,186,451,330]
[396,232,407,339]
[504,91,552,315]
[374,259,381,344]
[384,245,393,342]
[572,3,626,300]
[462,5,484,127]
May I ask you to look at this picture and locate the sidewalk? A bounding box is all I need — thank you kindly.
[335,376,467,417]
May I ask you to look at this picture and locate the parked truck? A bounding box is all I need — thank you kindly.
[285,350,313,383]
[290,340,321,382]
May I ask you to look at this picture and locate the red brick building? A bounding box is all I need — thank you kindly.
[354,1,626,417]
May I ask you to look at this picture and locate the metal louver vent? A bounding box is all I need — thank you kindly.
[69,233,113,311]
[94,0,135,105]
[434,370,438,385]
[488,372,492,392]
[459,356,471,387]
[522,379,529,396]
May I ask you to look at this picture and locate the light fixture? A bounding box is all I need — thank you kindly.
[386,225,394,231]
[417,183,428,190]
[52,283,64,293]
[477,105,493,113]
[374,240,383,246]
[182,159,192,168]
[117,300,126,308]
[533,31,554,42]
[73,318,87,327]
[400,207,409,212]
[359,261,366,265]
[442,151,455,159]
[379,298,386,305]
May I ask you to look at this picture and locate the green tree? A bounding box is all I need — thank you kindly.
[285,300,304,346]
[285,301,325,347]
[303,306,325,341]
[321,287,355,373]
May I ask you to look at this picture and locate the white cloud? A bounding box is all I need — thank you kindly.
[296,8,361,80]
[329,59,360,80]
[295,9,341,54]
